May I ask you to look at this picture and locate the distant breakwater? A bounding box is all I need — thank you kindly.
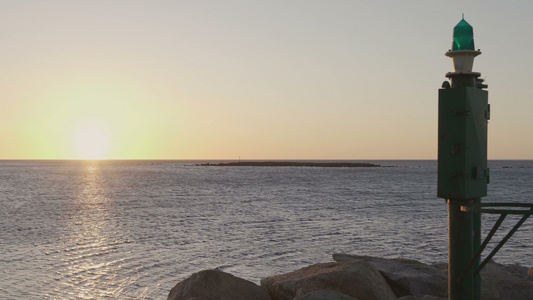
[196,161,381,168]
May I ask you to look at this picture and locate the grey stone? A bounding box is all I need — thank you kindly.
[333,254,447,299]
[397,296,417,300]
[261,260,396,300]
[398,296,419,300]
[294,289,357,300]
[167,255,533,300]
[167,269,270,300]
[480,260,533,300]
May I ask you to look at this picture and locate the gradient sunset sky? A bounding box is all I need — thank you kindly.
[2,1,532,160]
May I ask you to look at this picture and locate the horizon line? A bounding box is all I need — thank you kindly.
[1,158,533,161]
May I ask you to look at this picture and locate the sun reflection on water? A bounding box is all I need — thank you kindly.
[61,163,124,299]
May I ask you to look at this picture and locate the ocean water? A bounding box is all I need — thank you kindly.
[1,160,532,299]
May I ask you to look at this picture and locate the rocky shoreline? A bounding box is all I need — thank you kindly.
[168,254,533,300]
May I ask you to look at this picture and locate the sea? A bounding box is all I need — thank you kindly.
[1,160,532,299]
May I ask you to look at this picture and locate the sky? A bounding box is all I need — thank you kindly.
[1,0,533,160]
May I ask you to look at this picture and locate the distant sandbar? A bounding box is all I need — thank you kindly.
[196,161,380,167]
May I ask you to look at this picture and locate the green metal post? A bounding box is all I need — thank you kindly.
[438,17,489,300]
[473,197,481,300]
[448,198,473,300]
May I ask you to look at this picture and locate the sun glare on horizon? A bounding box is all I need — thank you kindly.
[73,118,112,159]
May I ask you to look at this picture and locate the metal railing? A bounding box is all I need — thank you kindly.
[460,203,533,280]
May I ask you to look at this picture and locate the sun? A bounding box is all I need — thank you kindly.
[73,118,112,159]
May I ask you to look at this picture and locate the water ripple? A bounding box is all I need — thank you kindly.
[1,160,532,299]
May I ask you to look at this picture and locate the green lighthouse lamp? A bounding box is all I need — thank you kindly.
[447,16,480,71]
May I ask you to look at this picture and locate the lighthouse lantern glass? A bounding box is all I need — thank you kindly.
[452,19,475,51]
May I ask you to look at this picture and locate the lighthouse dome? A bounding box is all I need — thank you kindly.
[452,18,475,51]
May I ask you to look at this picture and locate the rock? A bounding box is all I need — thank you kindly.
[482,259,532,279]
[480,260,533,300]
[333,254,533,300]
[294,289,357,300]
[167,256,533,300]
[261,260,396,300]
[167,269,270,300]
[397,296,417,300]
[397,296,446,300]
[333,254,447,299]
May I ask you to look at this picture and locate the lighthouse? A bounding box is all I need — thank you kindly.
[438,17,489,300]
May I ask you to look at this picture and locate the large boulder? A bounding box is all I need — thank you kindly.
[167,269,271,300]
[166,255,533,300]
[480,260,533,300]
[333,254,447,299]
[261,260,396,300]
[334,254,533,300]
[294,289,357,300]
[397,296,446,300]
